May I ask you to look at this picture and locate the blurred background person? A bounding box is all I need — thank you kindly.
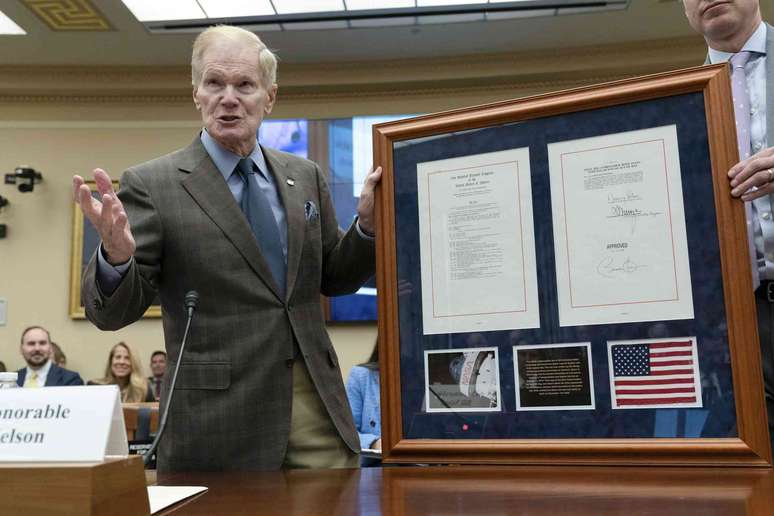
[345,340,381,466]
[148,350,166,401]
[90,342,154,402]
[50,342,67,368]
[16,326,83,387]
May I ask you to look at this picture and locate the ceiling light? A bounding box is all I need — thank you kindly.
[417,0,485,5]
[135,0,630,32]
[346,0,415,9]
[273,0,344,15]
[198,0,275,19]
[121,0,205,22]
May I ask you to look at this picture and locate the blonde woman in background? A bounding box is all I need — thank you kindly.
[90,342,154,402]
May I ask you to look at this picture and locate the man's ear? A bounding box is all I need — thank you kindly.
[264,84,278,115]
[192,85,201,111]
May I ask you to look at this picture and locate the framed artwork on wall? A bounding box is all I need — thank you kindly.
[69,179,161,319]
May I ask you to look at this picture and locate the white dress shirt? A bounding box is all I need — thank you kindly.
[24,359,52,387]
[709,22,772,281]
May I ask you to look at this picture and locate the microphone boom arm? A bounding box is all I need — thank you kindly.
[143,291,198,466]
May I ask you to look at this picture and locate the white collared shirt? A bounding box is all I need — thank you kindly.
[709,23,772,280]
[25,359,53,387]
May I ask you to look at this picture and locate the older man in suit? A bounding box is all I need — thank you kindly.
[16,326,83,387]
[73,25,381,472]
[684,0,774,440]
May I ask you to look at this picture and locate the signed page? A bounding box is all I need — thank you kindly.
[548,125,694,326]
[417,148,540,334]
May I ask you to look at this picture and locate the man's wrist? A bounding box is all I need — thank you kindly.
[98,245,132,273]
[355,218,375,240]
[100,245,131,267]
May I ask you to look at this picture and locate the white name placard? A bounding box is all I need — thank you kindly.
[0,385,128,462]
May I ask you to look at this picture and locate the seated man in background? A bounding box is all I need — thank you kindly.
[16,326,84,387]
[148,350,166,401]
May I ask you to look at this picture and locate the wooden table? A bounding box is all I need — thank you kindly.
[154,465,774,515]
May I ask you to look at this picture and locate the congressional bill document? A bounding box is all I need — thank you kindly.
[416,148,540,335]
[548,125,694,327]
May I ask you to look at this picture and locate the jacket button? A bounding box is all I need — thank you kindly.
[92,300,102,310]
[286,359,294,368]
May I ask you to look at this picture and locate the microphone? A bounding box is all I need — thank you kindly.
[184,290,199,317]
[143,290,199,467]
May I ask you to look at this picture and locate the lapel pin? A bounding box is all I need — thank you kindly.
[287,178,295,186]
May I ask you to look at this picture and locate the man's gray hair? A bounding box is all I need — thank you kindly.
[191,25,277,88]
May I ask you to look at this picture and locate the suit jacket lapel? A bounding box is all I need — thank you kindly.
[46,365,59,387]
[263,146,305,299]
[180,138,284,300]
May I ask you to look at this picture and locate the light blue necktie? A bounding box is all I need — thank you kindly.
[730,51,760,288]
[236,158,286,297]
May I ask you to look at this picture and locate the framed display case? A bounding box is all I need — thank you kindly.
[373,64,771,466]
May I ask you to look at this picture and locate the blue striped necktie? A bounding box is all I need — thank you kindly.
[235,158,286,297]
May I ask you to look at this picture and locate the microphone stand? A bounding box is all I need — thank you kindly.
[143,291,198,467]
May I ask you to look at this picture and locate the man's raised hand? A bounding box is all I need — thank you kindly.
[73,168,135,265]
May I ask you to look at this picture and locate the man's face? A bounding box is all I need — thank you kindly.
[20,328,51,368]
[683,0,760,42]
[150,354,166,378]
[193,40,277,156]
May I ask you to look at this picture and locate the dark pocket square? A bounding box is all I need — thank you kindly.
[305,201,319,222]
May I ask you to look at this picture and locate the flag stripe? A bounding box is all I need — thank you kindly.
[616,382,695,389]
[648,342,692,349]
[616,383,694,390]
[616,387,696,395]
[650,351,692,358]
[618,396,696,406]
[615,378,695,386]
[650,364,693,371]
[617,391,697,399]
[649,359,693,367]
[649,368,693,376]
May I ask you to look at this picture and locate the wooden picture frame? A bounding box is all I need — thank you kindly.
[373,64,771,466]
[69,180,161,319]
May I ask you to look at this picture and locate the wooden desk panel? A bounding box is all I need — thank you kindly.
[156,465,774,515]
[123,402,159,440]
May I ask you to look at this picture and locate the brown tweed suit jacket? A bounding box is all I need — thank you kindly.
[82,136,375,471]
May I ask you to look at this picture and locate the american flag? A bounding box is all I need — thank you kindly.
[610,340,700,408]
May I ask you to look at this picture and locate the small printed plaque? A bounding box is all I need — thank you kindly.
[514,343,595,411]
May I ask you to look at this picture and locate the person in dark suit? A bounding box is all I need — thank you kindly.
[147,350,166,401]
[73,25,380,472]
[16,326,84,387]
